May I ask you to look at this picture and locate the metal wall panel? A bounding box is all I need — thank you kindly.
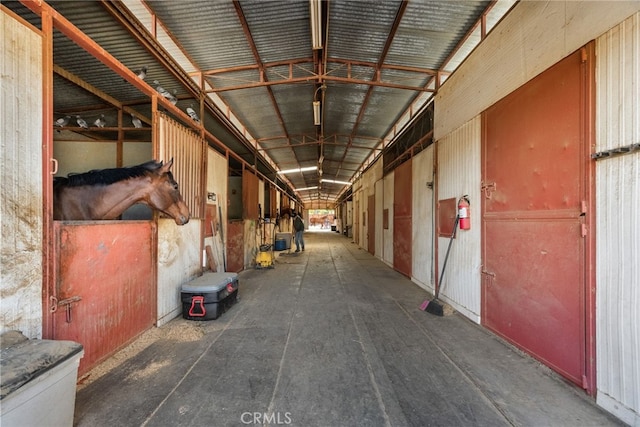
[435,1,640,140]
[437,116,482,322]
[412,145,435,292]
[1,10,43,338]
[595,13,640,425]
[53,222,154,376]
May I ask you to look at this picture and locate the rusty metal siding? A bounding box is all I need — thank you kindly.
[595,14,640,424]
[1,10,43,338]
[437,116,481,322]
[412,145,435,292]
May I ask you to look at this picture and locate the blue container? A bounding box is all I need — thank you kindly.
[274,239,287,251]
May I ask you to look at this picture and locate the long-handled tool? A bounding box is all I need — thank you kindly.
[421,214,459,316]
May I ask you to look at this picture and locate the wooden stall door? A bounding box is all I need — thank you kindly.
[52,222,155,376]
[393,159,412,277]
[482,47,592,389]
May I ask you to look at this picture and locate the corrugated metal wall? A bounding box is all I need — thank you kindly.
[156,112,205,219]
[412,145,435,292]
[1,11,43,338]
[436,116,482,322]
[156,114,203,326]
[595,13,640,425]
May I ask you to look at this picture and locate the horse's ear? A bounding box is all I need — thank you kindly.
[159,158,174,174]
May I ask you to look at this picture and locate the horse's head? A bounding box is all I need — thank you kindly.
[148,159,190,225]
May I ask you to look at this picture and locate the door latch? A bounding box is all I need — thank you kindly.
[57,296,82,323]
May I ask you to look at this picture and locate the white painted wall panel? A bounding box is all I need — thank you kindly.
[595,13,640,425]
[1,11,43,338]
[436,1,640,140]
[436,117,482,322]
[157,220,201,326]
[412,146,435,292]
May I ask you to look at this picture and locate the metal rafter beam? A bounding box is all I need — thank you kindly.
[232,1,303,172]
[336,0,409,182]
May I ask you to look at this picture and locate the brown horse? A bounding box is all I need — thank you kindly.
[53,159,190,225]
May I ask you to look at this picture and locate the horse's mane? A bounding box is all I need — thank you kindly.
[54,160,164,188]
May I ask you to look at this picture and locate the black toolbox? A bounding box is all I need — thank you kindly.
[181,272,239,320]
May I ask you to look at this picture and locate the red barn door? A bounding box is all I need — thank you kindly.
[482,46,594,390]
[51,222,155,377]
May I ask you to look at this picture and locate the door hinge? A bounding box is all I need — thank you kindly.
[481,181,496,199]
[581,200,587,216]
[581,224,588,237]
[582,374,589,390]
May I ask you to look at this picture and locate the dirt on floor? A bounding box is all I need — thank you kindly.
[77,319,206,390]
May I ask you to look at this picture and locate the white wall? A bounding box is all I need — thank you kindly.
[435,1,640,140]
[411,146,435,293]
[1,10,43,338]
[53,141,152,177]
[157,219,201,326]
[594,13,640,425]
[436,117,482,323]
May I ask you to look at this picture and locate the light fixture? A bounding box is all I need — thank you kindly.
[312,101,321,125]
[312,84,326,126]
[296,186,318,191]
[277,166,318,175]
[310,0,322,50]
[321,178,351,185]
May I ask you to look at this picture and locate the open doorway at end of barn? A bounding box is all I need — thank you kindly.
[481,43,595,394]
[308,209,336,231]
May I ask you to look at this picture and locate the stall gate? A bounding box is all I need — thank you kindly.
[51,221,155,376]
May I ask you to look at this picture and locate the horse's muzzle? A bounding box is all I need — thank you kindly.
[175,214,190,225]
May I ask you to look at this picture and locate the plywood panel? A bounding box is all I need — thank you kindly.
[1,10,43,338]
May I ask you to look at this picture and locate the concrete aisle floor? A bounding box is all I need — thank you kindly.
[74,230,622,427]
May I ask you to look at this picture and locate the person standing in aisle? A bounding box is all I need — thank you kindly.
[293,211,305,252]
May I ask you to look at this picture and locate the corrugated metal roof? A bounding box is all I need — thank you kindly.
[4,0,506,204]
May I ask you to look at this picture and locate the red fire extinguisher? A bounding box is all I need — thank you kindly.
[458,195,470,230]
